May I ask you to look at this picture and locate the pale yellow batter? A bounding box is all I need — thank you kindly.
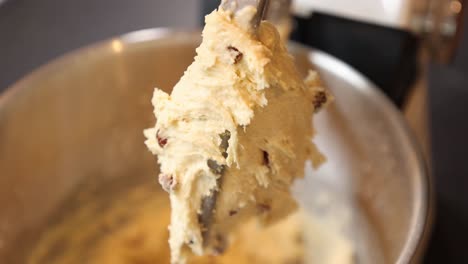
[144,5,329,264]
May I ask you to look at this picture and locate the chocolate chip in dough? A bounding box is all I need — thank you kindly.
[156,130,168,148]
[262,150,270,168]
[219,130,231,159]
[312,91,327,112]
[227,46,243,64]
[229,210,238,216]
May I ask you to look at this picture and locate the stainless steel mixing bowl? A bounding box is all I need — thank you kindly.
[0,29,431,263]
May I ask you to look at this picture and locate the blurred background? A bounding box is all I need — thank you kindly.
[0,0,467,262]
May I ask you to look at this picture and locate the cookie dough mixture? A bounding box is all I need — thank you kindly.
[27,184,353,264]
[144,5,329,264]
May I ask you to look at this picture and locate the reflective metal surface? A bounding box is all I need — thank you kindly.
[0,29,431,263]
[221,0,269,29]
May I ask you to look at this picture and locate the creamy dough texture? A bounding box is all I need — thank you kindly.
[144,6,329,264]
[27,183,353,264]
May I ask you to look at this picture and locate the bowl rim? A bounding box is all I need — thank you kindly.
[289,41,434,263]
[0,27,433,264]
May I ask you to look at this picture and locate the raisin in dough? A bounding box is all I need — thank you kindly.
[144,6,329,264]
